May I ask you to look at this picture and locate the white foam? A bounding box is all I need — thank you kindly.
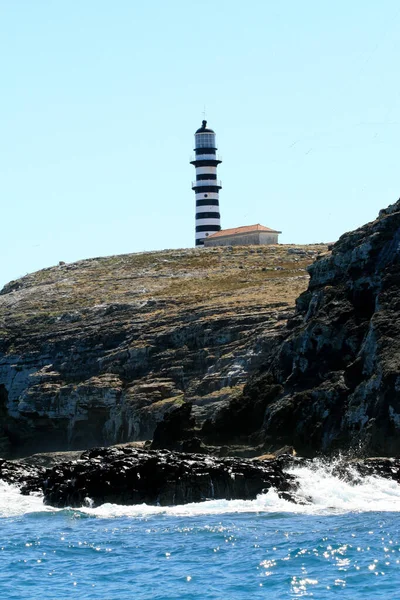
[287,460,400,514]
[0,480,54,518]
[78,490,290,518]
[79,465,400,518]
[2,460,400,518]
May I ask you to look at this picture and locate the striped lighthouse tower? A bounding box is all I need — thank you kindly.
[191,120,222,246]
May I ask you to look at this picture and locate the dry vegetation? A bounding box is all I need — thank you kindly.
[0,244,329,339]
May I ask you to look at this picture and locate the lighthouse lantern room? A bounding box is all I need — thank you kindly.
[191,120,222,246]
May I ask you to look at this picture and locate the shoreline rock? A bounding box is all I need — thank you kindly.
[2,447,400,509]
[0,446,298,508]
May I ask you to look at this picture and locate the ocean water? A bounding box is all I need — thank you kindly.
[1,461,400,599]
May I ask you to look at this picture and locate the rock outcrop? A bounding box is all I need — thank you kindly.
[0,245,324,457]
[204,201,400,456]
[0,446,297,507]
[3,447,400,509]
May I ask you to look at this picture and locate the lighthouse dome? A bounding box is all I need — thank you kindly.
[195,120,215,134]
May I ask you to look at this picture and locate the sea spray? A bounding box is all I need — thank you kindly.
[0,480,55,519]
[286,458,400,513]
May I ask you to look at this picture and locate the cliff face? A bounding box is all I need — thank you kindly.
[0,244,323,457]
[206,201,400,456]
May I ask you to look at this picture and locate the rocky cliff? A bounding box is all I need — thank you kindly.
[0,244,324,457]
[204,201,400,456]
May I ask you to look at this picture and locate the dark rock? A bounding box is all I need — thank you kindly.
[4,447,400,509]
[0,457,44,494]
[151,402,198,451]
[0,447,299,508]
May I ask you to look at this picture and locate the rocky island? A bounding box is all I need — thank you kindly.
[1,199,400,507]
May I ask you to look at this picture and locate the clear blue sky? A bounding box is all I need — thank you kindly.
[1,1,400,288]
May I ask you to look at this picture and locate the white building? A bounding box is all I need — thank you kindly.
[204,224,281,247]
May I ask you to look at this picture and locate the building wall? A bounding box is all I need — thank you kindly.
[204,231,279,247]
[259,232,279,245]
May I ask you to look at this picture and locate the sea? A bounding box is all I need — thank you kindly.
[1,460,400,599]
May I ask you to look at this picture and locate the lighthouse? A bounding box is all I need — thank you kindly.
[190,120,222,246]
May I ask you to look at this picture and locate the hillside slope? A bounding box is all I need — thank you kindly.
[0,244,326,457]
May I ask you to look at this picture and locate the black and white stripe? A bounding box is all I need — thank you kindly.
[190,121,222,246]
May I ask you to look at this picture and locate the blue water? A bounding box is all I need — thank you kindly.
[1,462,400,599]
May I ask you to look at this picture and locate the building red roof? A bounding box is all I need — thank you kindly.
[207,224,281,239]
